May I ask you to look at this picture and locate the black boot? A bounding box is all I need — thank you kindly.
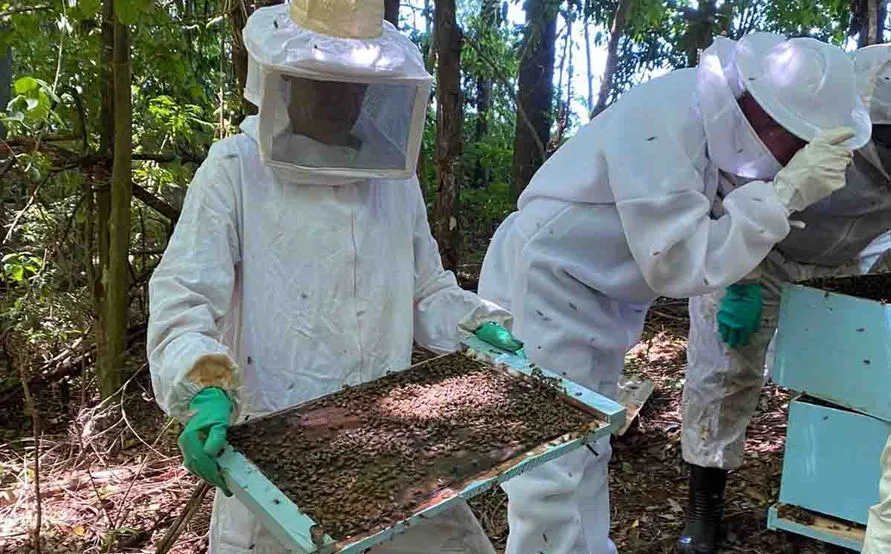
[678,465,727,554]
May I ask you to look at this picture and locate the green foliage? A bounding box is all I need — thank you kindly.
[1,251,41,285]
[605,0,856,102]
[0,0,868,374]
[762,0,851,43]
[0,0,227,366]
[115,0,153,25]
[76,0,102,21]
[460,180,514,254]
[138,95,215,153]
[2,77,61,132]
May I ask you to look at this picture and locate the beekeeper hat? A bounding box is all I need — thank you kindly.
[289,0,385,39]
[243,1,430,108]
[241,0,432,181]
[852,44,891,125]
[735,32,872,149]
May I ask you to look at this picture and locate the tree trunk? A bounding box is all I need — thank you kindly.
[553,20,569,143]
[94,0,115,399]
[100,11,133,399]
[415,0,436,199]
[424,0,436,72]
[564,13,574,129]
[511,0,558,199]
[583,18,594,116]
[228,1,280,119]
[228,1,254,119]
[433,0,462,272]
[854,0,887,47]
[552,9,575,148]
[683,0,716,67]
[0,46,10,139]
[472,0,499,188]
[384,0,400,26]
[592,0,632,117]
[557,4,576,147]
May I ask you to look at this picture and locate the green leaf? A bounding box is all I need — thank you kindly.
[13,76,38,95]
[115,0,152,25]
[77,0,101,19]
[2,110,24,123]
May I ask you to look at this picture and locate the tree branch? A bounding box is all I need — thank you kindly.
[0,322,147,402]
[0,5,53,18]
[133,152,205,164]
[131,183,180,223]
[19,364,42,554]
[592,0,633,117]
[3,176,47,245]
[154,483,211,554]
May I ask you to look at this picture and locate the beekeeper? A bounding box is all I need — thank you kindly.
[146,2,520,553]
[680,44,891,554]
[477,32,870,554]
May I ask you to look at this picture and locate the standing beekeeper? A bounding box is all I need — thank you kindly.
[477,32,871,554]
[146,1,521,553]
[680,43,891,554]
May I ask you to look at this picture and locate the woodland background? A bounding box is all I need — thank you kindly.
[0,0,887,552]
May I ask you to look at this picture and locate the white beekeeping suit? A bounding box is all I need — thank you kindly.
[854,45,891,554]
[679,42,891,554]
[478,32,869,554]
[682,44,891,472]
[147,2,508,553]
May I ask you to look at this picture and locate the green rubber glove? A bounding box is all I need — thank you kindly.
[717,283,763,348]
[178,387,233,495]
[474,322,525,355]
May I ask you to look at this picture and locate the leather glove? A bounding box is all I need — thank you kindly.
[474,322,525,356]
[772,127,855,213]
[179,387,233,495]
[717,283,763,348]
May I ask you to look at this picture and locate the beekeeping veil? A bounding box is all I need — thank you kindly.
[852,45,891,175]
[243,0,432,181]
[853,44,891,126]
[696,32,871,180]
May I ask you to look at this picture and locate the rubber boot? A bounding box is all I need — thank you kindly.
[678,465,727,553]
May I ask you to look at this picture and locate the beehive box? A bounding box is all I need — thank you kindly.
[773,273,891,420]
[778,398,890,525]
[217,337,624,553]
[770,273,891,550]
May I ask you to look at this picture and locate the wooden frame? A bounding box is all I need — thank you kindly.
[768,504,865,552]
[216,336,626,553]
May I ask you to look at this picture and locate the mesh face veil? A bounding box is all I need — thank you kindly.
[853,44,891,126]
[243,2,432,181]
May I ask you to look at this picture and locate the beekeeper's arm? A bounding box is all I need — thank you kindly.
[147,142,242,419]
[409,181,513,353]
[612,128,854,298]
[612,168,788,299]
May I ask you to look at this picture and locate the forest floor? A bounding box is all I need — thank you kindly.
[0,300,851,553]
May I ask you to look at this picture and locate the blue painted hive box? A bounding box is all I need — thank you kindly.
[778,398,889,525]
[769,274,891,550]
[217,337,625,553]
[773,274,891,421]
